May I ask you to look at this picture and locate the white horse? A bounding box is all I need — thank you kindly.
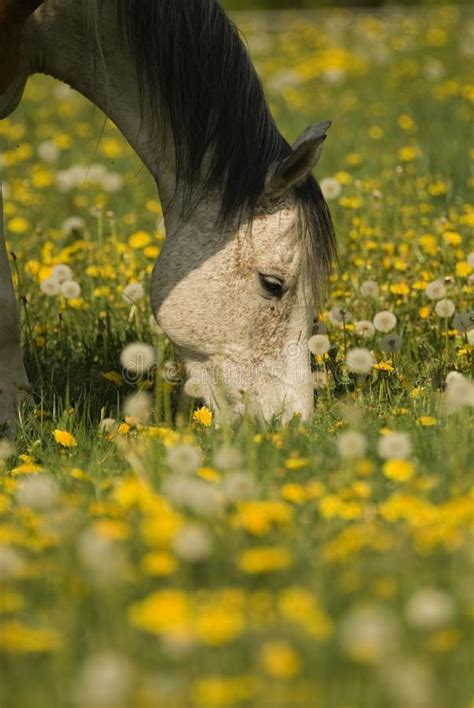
[0,0,335,426]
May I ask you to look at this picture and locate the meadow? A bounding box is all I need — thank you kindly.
[0,6,473,707]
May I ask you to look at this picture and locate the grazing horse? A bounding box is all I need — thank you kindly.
[0,0,336,425]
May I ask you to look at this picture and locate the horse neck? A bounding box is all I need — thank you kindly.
[22,1,185,224]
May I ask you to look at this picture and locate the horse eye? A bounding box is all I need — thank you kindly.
[258,273,285,299]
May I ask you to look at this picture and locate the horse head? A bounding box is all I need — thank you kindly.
[152,123,334,423]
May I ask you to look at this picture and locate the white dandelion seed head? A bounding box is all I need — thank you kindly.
[467,252,474,268]
[15,475,59,511]
[454,311,474,332]
[123,391,152,424]
[51,264,73,284]
[312,370,329,390]
[56,164,88,192]
[424,279,446,300]
[72,651,132,706]
[444,377,474,415]
[373,310,397,333]
[77,527,126,585]
[320,177,342,200]
[40,278,61,296]
[346,348,374,375]
[329,305,352,325]
[172,523,213,562]
[187,483,224,517]
[54,83,74,100]
[360,280,380,298]
[435,299,455,318]
[322,67,346,85]
[163,475,223,516]
[166,444,202,474]
[337,431,367,460]
[86,164,107,183]
[423,56,446,81]
[405,587,455,631]
[120,342,156,376]
[381,333,402,354]
[445,370,465,387]
[62,216,85,234]
[99,418,116,434]
[0,439,13,460]
[101,172,124,193]
[339,604,399,664]
[223,471,255,502]
[163,476,201,508]
[60,280,81,300]
[0,545,25,580]
[308,334,331,356]
[37,140,59,163]
[377,431,412,460]
[381,658,435,708]
[214,444,243,470]
[467,329,474,346]
[122,282,145,305]
[355,320,375,338]
[337,401,363,428]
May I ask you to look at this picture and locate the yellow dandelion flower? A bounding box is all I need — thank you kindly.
[280,483,306,504]
[143,245,160,259]
[373,361,394,372]
[100,137,121,159]
[398,145,419,162]
[345,152,363,167]
[195,605,244,645]
[141,551,177,577]
[417,416,438,426]
[383,459,415,482]
[128,230,152,249]
[11,462,44,476]
[419,305,431,319]
[398,114,416,133]
[456,261,471,277]
[70,468,90,481]
[192,675,256,706]
[102,371,123,387]
[237,546,292,574]
[428,180,447,196]
[284,456,309,470]
[197,466,221,482]
[192,406,213,426]
[389,281,410,295]
[428,629,460,652]
[7,217,29,234]
[260,641,302,679]
[442,231,462,246]
[0,621,61,653]
[53,430,78,448]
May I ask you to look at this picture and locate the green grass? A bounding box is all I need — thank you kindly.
[0,7,473,707]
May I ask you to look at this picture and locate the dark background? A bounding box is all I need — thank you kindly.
[223,0,459,7]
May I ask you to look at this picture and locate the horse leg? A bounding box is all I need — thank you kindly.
[0,180,29,428]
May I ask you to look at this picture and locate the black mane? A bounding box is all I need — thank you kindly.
[116,0,336,277]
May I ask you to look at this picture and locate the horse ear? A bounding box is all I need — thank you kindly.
[0,0,44,94]
[264,121,331,199]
